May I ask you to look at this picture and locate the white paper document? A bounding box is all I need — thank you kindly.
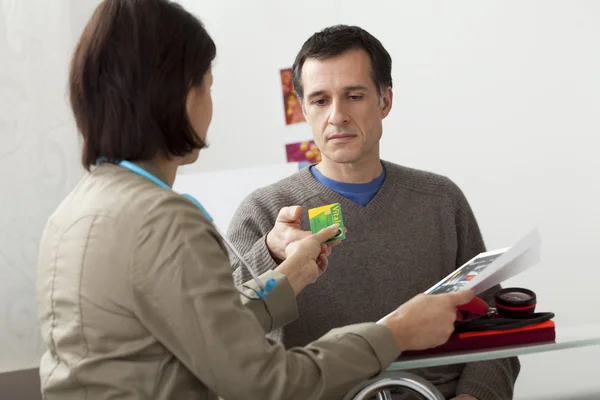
[425,228,541,295]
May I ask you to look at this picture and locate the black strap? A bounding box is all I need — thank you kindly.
[454,312,555,333]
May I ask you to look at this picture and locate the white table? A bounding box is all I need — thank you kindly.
[344,323,600,400]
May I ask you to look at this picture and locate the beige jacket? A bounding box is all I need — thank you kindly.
[36,163,400,400]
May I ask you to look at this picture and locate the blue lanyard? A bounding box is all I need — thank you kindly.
[111,159,275,299]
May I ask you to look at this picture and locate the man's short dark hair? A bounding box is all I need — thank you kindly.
[69,0,216,170]
[291,25,392,100]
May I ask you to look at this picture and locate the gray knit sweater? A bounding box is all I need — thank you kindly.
[227,160,520,399]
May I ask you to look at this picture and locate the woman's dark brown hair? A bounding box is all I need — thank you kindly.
[69,0,216,170]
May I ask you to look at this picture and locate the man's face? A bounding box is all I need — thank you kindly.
[301,49,392,165]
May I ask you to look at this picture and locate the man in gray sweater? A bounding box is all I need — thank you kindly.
[228,25,520,400]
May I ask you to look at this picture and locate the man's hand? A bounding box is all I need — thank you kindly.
[266,206,312,261]
[266,206,341,262]
[451,395,478,400]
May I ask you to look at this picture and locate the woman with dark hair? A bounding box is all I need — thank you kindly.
[35,1,473,399]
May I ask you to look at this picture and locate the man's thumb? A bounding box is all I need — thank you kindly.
[313,223,340,243]
[276,206,302,222]
[290,205,302,219]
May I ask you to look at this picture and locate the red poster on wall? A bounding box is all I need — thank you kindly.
[285,140,321,169]
[280,68,305,125]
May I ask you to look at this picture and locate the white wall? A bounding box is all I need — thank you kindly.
[0,0,97,372]
[177,1,600,399]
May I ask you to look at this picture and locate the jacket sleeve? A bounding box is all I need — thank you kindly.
[448,179,521,400]
[131,195,400,400]
[226,192,279,286]
[240,269,298,333]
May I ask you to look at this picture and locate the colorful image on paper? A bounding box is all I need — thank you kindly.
[280,68,305,125]
[285,140,322,169]
[427,252,505,294]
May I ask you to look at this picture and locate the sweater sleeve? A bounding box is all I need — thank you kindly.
[226,191,280,286]
[449,179,521,400]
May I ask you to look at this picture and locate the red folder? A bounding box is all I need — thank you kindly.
[400,320,556,358]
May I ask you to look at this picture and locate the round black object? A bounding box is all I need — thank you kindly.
[494,287,537,319]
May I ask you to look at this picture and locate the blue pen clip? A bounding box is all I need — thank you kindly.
[257,278,276,299]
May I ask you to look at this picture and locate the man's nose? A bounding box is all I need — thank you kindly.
[328,100,349,126]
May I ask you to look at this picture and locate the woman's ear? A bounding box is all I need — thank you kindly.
[185,70,213,144]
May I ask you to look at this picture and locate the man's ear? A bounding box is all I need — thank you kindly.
[380,87,393,119]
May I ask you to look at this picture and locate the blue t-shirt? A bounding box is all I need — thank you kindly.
[310,165,386,206]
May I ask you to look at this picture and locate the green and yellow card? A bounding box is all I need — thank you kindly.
[308,203,346,242]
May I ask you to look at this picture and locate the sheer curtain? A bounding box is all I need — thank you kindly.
[0,0,98,372]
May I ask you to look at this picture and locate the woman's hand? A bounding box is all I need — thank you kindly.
[275,224,340,295]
